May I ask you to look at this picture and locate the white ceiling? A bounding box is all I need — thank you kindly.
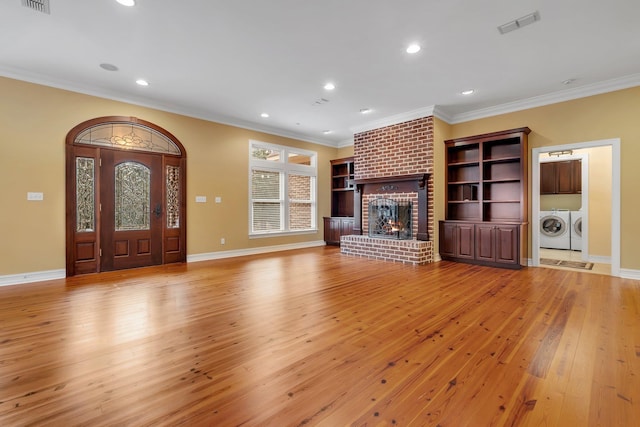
[1,0,639,147]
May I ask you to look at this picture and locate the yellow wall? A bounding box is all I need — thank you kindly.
[582,146,612,256]
[336,146,354,159]
[540,194,581,211]
[433,117,452,257]
[0,77,339,275]
[446,86,640,269]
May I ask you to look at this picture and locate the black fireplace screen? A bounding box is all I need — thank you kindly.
[368,198,412,240]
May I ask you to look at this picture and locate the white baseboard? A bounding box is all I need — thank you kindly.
[620,269,640,281]
[187,240,327,263]
[0,269,66,287]
[588,255,611,264]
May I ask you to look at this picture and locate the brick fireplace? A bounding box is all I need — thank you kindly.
[340,116,435,265]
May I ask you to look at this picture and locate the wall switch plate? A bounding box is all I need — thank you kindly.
[220,238,225,244]
[27,192,44,201]
[215,196,222,203]
[195,196,207,203]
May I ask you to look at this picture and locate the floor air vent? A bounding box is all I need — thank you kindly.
[21,0,50,14]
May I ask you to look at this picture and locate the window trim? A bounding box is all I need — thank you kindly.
[248,140,318,237]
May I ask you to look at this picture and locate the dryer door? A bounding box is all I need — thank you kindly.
[573,218,582,237]
[540,216,568,237]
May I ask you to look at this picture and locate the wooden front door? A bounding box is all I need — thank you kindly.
[100,150,163,271]
[66,116,187,276]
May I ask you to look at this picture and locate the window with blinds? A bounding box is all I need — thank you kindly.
[249,141,317,236]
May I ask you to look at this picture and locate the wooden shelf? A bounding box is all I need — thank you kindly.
[441,127,530,269]
[326,157,355,245]
[483,156,521,164]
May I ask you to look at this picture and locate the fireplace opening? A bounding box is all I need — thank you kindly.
[368,198,412,240]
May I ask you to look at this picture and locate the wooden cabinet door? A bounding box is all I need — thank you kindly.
[573,159,582,193]
[494,225,519,265]
[556,161,574,194]
[323,217,341,245]
[340,218,354,236]
[474,223,496,262]
[540,162,557,194]
[456,223,475,259]
[439,222,457,257]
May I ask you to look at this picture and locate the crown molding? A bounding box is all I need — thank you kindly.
[449,73,640,124]
[3,64,639,148]
[350,105,437,134]
[336,138,354,148]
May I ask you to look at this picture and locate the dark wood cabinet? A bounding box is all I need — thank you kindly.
[324,157,355,245]
[323,216,354,245]
[540,159,581,194]
[440,222,474,260]
[441,221,521,267]
[440,127,529,269]
[475,223,520,266]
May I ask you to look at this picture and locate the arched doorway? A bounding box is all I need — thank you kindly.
[65,116,187,276]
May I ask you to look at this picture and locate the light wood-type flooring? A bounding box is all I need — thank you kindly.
[1,246,638,426]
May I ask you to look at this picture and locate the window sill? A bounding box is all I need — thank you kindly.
[249,229,318,239]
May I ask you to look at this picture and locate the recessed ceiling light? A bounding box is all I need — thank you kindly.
[323,130,332,135]
[116,0,136,6]
[562,78,576,85]
[324,83,335,91]
[99,63,119,72]
[360,108,372,114]
[461,89,475,95]
[406,44,421,54]
[135,79,149,86]
[261,113,269,118]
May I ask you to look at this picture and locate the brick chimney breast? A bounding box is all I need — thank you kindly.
[345,116,435,264]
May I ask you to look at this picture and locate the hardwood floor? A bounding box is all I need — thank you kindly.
[1,246,638,426]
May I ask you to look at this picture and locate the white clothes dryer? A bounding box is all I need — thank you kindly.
[540,210,571,250]
[570,211,583,251]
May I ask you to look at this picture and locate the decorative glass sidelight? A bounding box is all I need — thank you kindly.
[368,198,412,240]
[115,162,150,231]
[76,157,95,232]
[166,165,180,228]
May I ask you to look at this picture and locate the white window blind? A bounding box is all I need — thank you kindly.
[249,141,317,236]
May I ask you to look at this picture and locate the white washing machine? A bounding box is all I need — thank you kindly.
[540,210,571,250]
[570,211,583,251]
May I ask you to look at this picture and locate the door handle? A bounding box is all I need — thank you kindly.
[153,203,162,218]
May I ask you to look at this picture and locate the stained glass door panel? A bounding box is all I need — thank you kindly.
[100,150,163,271]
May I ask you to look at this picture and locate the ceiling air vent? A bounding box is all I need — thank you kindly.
[498,11,540,35]
[21,0,50,14]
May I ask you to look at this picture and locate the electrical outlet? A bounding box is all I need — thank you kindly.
[220,238,225,245]
[215,196,222,203]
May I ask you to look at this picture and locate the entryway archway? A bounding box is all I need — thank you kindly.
[65,116,187,276]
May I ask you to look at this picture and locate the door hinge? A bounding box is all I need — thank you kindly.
[99,158,102,167]
[99,248,102,257]
[99,203,102,212]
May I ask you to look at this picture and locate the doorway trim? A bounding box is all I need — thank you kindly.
[65,116,187,276]
[531,138,620,277]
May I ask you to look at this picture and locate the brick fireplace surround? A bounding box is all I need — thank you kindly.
[340,116,435,265]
